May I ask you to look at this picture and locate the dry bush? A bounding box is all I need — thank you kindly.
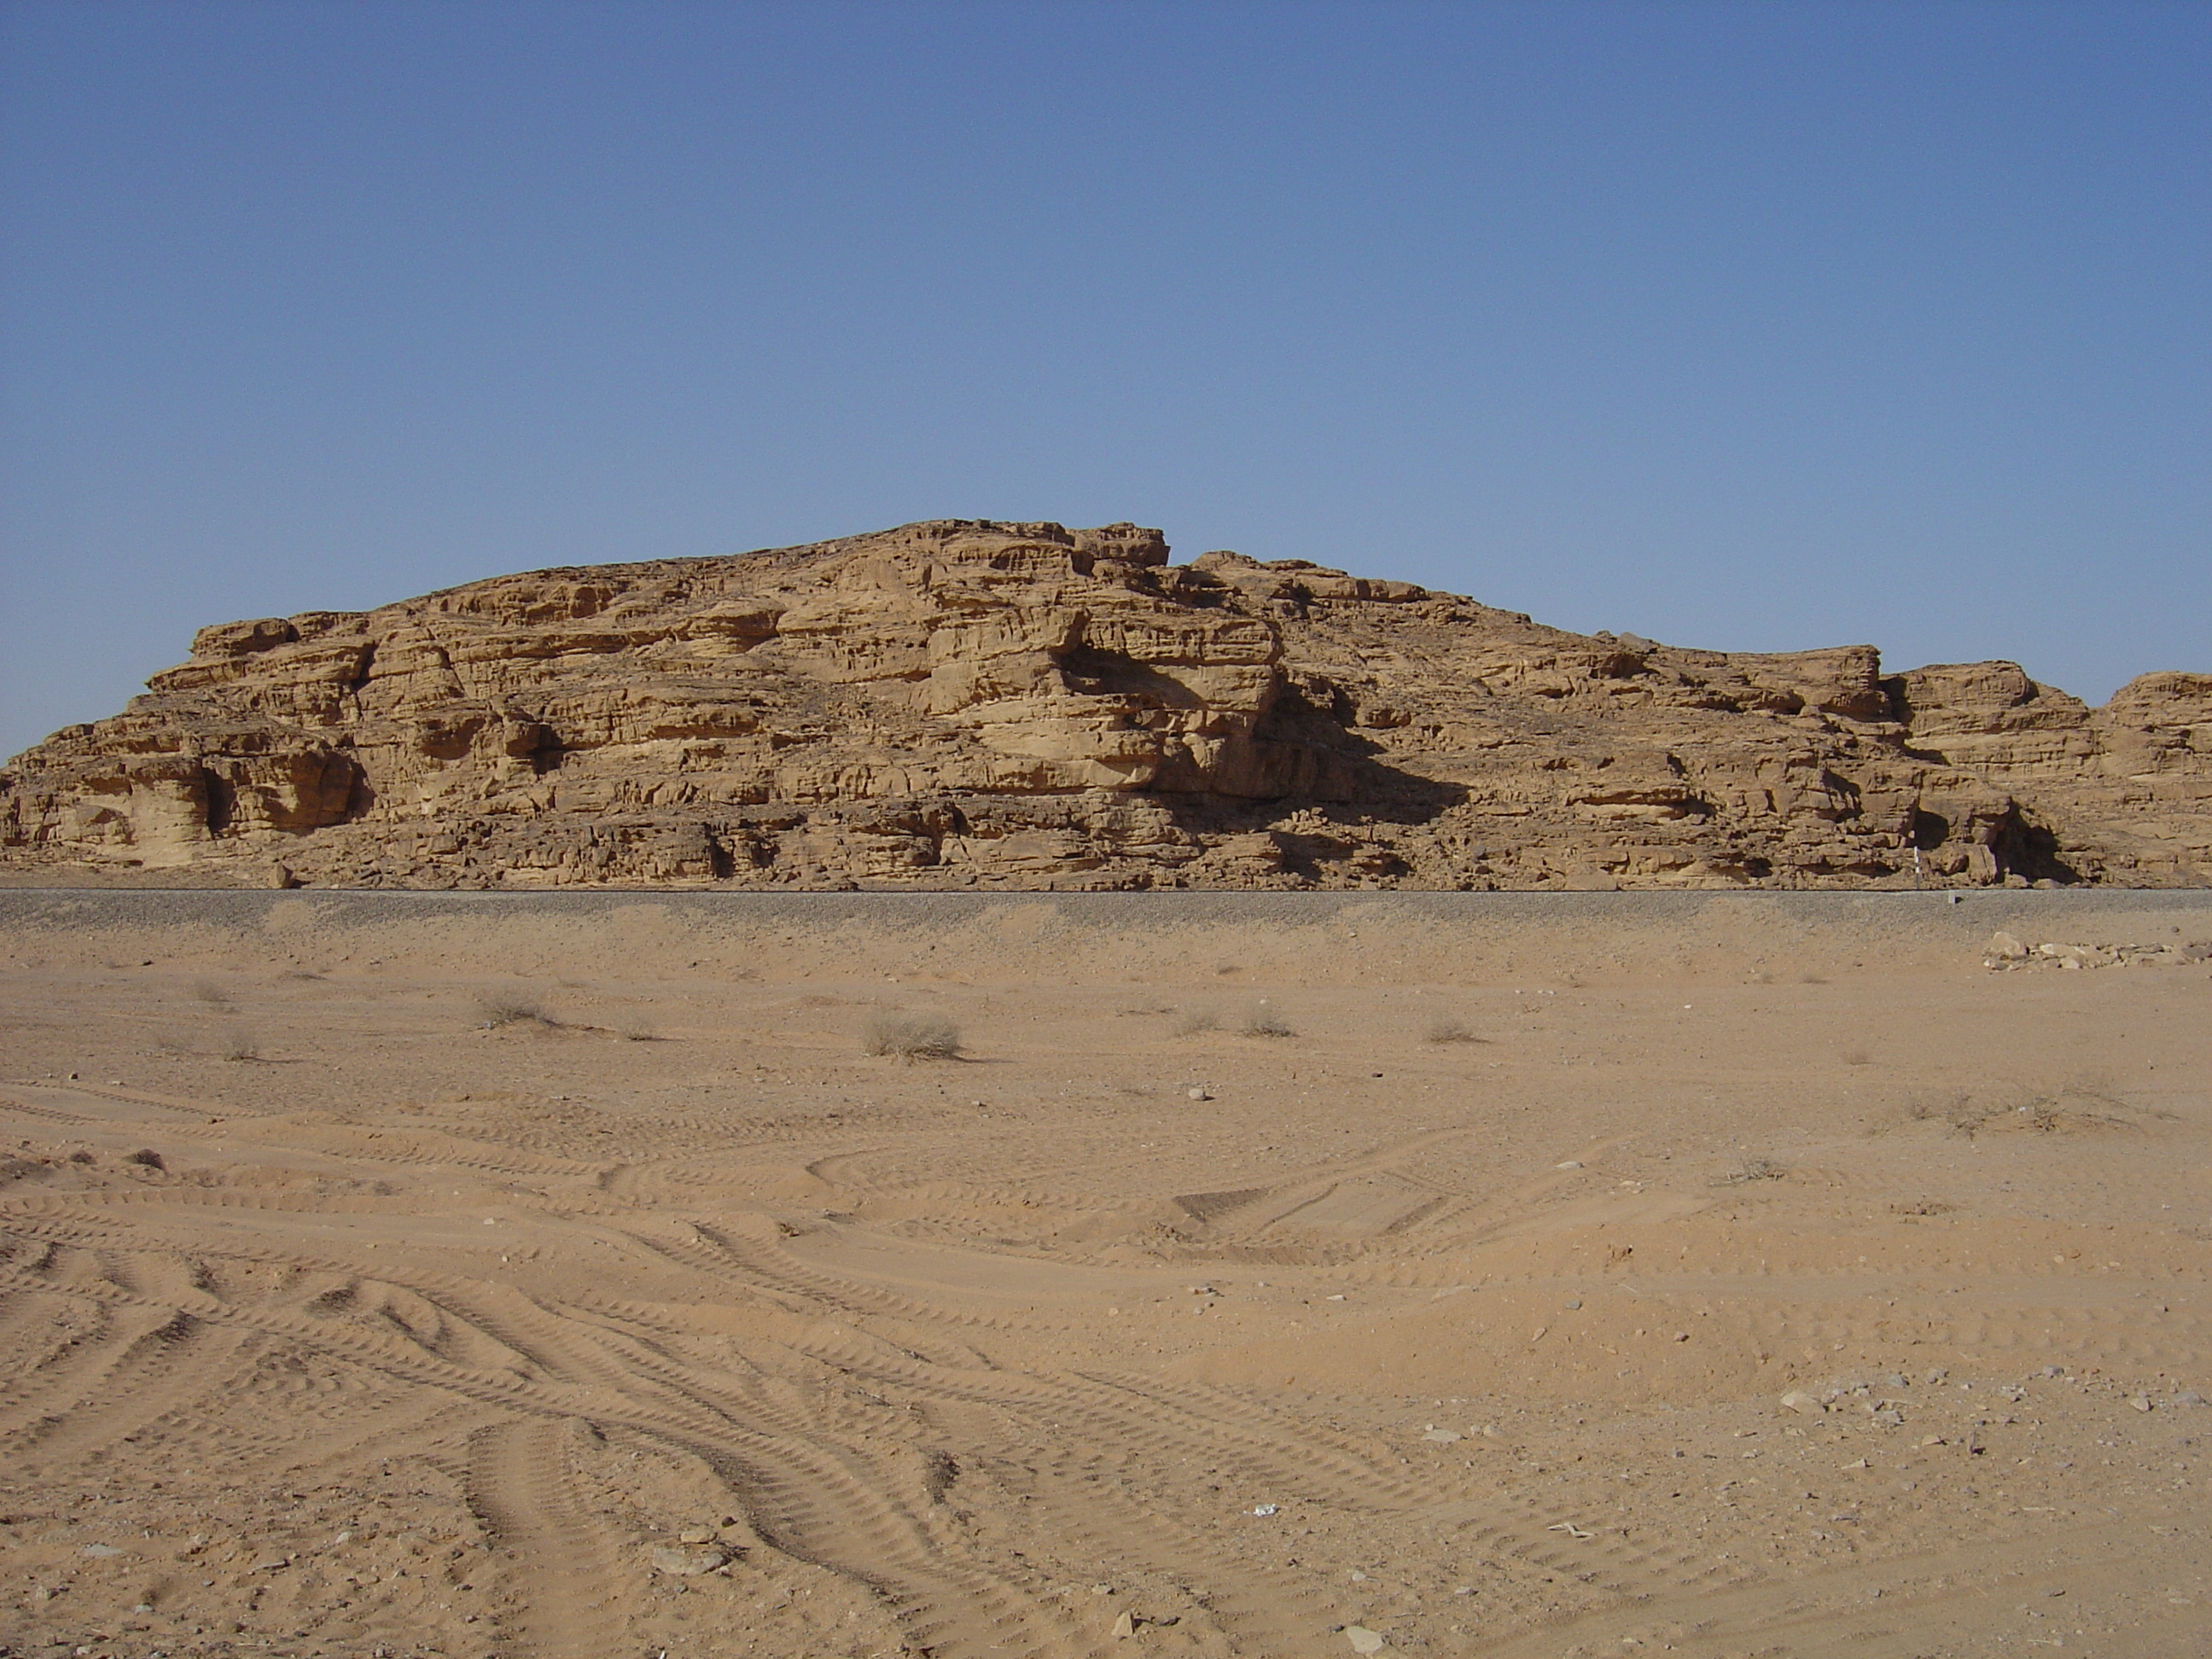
[1240,1007,1295,1039]
[187,980,231,1008]
[1841,1047,1873,1067]
[1423,1015,1487,1045]
[1909,1077,2150,1138]
[124,1148,166,1171]
[1714,1155,1786,1185]
[861,1011,963,1060]
[614,1016,660,1043]
[218,1027,261,1063]
[476,990,552,1028]
[1170,1008,1219,1037]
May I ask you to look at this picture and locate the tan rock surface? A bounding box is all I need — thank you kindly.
[5,520,2206,888]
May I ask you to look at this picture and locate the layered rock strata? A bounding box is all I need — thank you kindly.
[4,521,2207,889]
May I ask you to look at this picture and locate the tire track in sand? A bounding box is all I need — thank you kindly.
[464,1414,629,1659]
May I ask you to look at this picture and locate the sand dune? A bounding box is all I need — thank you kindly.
[2,890,2208,1658]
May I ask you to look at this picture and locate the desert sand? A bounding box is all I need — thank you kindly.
[2,888,2209,1659]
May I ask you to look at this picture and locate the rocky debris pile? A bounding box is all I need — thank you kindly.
[1982,931,2212,970]
[3,519,2208,888]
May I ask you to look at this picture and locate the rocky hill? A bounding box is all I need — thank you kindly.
[4,520,2207,889]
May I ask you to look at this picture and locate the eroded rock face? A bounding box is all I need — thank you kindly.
[4,521,2206,888]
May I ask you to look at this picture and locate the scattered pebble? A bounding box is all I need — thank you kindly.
[1344,1626,1386,1653]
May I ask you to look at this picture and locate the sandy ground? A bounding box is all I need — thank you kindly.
[1,888,2209,1659]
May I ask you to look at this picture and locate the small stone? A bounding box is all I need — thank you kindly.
[1779,1391,1826,1415]
[82,1544,123,1557]
[1187,1087,1211,1102]
[650,1545,729,1576]
[2173,1390,2206,1407]
[1421,1428,1462,1443]
[1555,1160,1582,1170]
[1112,1611,1136,1639]
[2129,1394,2154,1412]
[1250,1504,1278,1516]
[1345,1626,1386,1654]
[678,1527,717,1545]
[1988,931,2029,960]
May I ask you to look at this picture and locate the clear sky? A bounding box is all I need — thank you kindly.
[3,0,2206,760]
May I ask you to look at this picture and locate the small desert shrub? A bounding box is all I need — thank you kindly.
[1918,1080,2146,1138]
[860,1012,962,1060]
[1170,1008,1219,1037]
[124,1148,166,1171]
[187,980,231,1008]
[1423,1015,1486,1045]
[1714,1155,1786,1185]
[1841,1047,1873,1067]
[476,991,550,1028]
[218,1027,261,1062]
[1240,1007,1295,1039]
[614,1016,660,1043]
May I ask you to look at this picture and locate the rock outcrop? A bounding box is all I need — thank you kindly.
[4,521,2207,889]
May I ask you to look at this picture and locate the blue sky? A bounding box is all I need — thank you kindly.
[3,0,2206,760]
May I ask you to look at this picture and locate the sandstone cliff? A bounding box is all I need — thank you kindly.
[5,521,2207,889]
